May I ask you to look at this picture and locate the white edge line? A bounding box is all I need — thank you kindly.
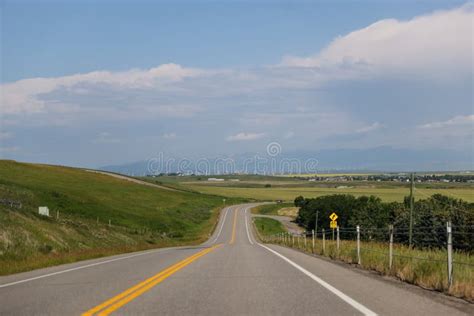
[0,248,173,289]
[245,207,254,245]
[257,243,377,316]
[211,206,230,244]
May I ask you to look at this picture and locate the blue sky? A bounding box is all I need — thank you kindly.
[1,0,473,169]
[3,0,467,82]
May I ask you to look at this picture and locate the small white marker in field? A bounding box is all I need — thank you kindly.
[38,206,50,217]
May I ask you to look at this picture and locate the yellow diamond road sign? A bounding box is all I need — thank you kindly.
[330,221,337,229]
[329,212,338,221]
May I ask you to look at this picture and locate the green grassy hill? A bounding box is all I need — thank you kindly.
[0,160,241,275]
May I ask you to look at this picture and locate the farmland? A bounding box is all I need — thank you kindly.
[149,175,474,203]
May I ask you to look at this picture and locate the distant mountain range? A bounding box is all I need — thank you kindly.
[100,146,473,176]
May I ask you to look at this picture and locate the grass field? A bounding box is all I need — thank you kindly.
[0,160,243,275]
[253,217,286,237]
[183,184,474,202]
[251,203,293,215]
[282,173,372,178]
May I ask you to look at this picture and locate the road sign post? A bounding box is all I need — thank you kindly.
[322,229,326,254]
[389,225,394,270]
[447,221,453,288]
[329,213,338,243]
[356,225,361,265]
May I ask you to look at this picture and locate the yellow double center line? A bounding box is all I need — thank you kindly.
[82,244,222,316]
[229,208,238,244]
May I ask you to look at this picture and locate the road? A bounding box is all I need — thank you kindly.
[85,169,179,191]
[0,204,471,315]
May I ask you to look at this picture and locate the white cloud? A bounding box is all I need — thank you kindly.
[93,132,121,144]
[1,63,206,115]
[282,4,473,78]
[410,114,474,148]
[418,115,474,129]
[226,132,266,141]
[356,122,382,133]
[162,132,177,139]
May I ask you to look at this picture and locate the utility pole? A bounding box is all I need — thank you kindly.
[315,211,319,235]
[409,172,415,247]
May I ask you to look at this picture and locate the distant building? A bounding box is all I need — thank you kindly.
[208,178,225,181]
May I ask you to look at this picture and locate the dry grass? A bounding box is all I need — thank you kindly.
[186,184,474,202]
[277,207,299,217]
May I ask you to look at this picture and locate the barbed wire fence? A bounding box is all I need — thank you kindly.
[261,222,473,297]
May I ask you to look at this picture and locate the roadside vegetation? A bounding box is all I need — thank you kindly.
[264,234,473,301]
[295,194,473,250]
[258,194,473,301]
[251,203,293,215]
[0,160,243,275]
[253,217,286,237]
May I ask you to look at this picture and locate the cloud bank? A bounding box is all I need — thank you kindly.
[1,4,472,166]
[282,3,473,78]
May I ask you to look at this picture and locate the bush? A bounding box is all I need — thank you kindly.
[295,194,473,251]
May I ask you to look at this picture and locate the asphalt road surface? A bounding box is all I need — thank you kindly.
[0,204,472,315]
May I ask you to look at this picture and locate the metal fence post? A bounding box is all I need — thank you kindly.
[447,221,453,288]
[357,225,361,265]
[389,225,393,270]
[322,229,326,254]
[336,226,340,253]
[292,233,294,247]
[312,229,315,253]
[304,232,307,250]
